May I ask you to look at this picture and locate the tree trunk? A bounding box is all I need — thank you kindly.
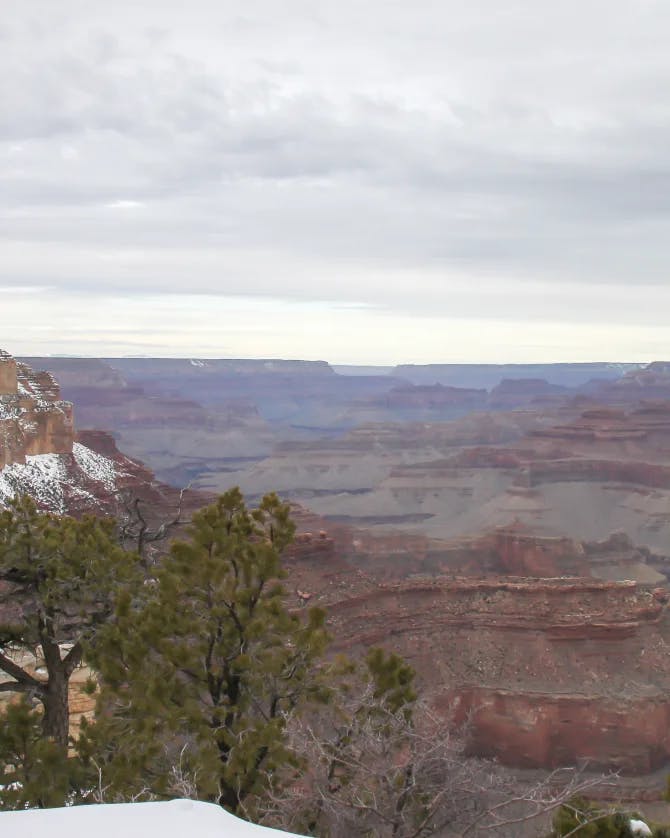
[41,665,69,751]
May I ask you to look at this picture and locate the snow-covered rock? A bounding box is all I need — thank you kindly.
[0,351,140,513]
[0,448,120,514]
[0,798,303,837]
[72,442,118,490]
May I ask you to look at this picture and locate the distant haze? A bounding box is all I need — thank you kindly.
[2,1,670,362]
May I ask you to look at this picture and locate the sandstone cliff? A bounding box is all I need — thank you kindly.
[0,350,177,515]
[0,350,74,470]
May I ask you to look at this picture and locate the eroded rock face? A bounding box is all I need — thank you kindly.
[0,350,17,393]
[0,351,189,516]
[323,574,670,773]
[287,398,670,552]
[488,378,568,409]
[280,512,670,775]
[448,690,670,773]
[0,351,74,469]
[392,362,643,389]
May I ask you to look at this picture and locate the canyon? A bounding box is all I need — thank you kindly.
[326,574,670,773]
[283,519,670,775]
[4,351,670,786]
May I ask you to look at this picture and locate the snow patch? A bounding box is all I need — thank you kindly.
[0,445,118,512]
[0,799,301,837]
[73,442,117,490]
[0,396,22,421]
[629,819,652,837]
[0,453,69,511]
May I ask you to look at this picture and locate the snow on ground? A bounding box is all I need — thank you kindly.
[0,798,302,837]
[0,453,70,511]
[72,442,117,490]
[0,397,22,421]
[0,445,118,512]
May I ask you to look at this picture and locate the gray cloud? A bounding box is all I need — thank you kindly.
[1,0,670,359]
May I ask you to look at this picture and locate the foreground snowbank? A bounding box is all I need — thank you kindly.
[0,798,301,837]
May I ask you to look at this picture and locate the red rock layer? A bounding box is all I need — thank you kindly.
[320,575,670,773]
[446,690,670,773]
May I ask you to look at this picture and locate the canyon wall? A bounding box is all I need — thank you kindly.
[448,689,670,773]
[0,351,17,393]
[323,575,670,772]
[392,362,642,389]
[0,351,74,469]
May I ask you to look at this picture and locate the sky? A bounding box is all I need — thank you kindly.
[2,0,670,364]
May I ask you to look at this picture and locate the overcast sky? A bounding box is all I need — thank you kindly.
[2,0,670,363]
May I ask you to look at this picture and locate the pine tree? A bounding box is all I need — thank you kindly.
[552,796,656,836]
[0,495,140,751]
[0,697,79,809]
[84,488,329,815]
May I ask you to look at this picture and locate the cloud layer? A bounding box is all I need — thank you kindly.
[2,0,669,361]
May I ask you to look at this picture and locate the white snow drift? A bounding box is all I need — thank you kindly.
[0,798,303,837]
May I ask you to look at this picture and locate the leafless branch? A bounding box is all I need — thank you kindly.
[115,485,191,568]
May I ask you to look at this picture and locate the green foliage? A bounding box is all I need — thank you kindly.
[0,495,137,641]
[0,495,141,748]
[0,698,83,809]
[84,489,330,814]
[552,795,663,837]
[366,646,417,717]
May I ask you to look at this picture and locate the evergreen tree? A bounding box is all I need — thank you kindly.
[552,796,662,837]
[0,496,139,752]
[84,488,329,815]
[0,697,79,809]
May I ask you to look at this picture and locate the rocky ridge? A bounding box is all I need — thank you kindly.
[281,511,670,775]
[0,351,171,515]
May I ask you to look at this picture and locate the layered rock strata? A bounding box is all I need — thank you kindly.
[324,575,670,773]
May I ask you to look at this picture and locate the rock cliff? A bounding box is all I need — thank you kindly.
[0,350,74,469]
[0,350,178,515]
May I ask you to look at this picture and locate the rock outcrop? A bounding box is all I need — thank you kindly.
[0,350,190,516]
[488,378,568,409]
[364,383,488,412]
[585,362,670,404]
[0,350,74,469]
